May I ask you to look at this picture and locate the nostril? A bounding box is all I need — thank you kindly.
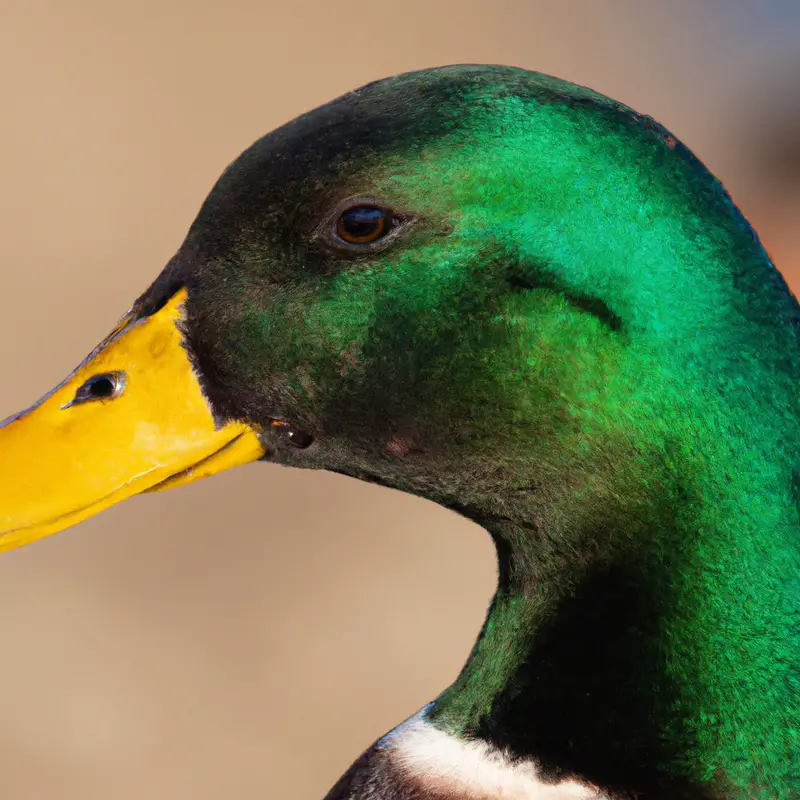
[68,371,127,407]
[87,377,115,398]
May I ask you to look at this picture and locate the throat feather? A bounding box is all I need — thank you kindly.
[386,715,605,799]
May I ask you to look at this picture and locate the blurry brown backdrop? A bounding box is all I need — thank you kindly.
[0,1,798,798]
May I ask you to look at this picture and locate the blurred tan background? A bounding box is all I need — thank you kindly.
[0,1,797,797]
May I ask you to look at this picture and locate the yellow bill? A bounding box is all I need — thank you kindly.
[0,288,264,553]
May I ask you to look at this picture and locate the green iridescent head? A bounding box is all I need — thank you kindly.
[2,65,798,798]
[132,66,799,522]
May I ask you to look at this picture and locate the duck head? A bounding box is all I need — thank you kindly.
[2,64,790,545]
[1,66,798,796]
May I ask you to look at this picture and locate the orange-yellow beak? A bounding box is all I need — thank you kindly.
[0,288,264,553]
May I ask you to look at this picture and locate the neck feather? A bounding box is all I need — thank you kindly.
[426,478,800,800]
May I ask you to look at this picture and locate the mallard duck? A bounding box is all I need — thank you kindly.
[0,64,797,800]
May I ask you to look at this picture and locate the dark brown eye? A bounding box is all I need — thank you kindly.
[335,205,391,245]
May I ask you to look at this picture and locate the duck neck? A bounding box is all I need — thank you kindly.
[426,478,800,799]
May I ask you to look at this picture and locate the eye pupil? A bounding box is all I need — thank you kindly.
[336,205,390,245]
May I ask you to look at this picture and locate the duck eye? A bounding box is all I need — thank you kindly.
[70,371,126,406]
[335,205,392,245]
